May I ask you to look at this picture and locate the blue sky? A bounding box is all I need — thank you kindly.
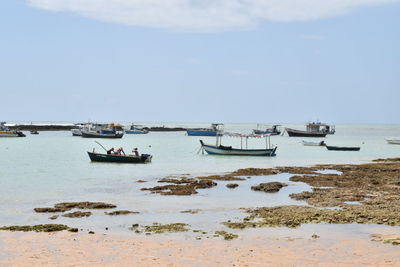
[1,1,399,124]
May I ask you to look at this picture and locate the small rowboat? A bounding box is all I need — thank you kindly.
[326,146,360,151]
[302,140,326,146]
[88,152,152,163]
[386,138,400,145]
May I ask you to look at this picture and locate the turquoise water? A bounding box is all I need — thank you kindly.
[0,123,399,231]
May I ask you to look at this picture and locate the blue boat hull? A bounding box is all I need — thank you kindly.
[187,130,217,136]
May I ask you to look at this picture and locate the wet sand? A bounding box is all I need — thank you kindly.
[1,230,400,266]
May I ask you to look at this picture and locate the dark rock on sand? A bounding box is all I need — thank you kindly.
[142,179,217,195]
[62,211,92,218]
[0,224,70,232]
[55,202,116,209]
[226,183,239,189]
[34,207,71,213]
[49,215,59,220]
[105,210,140,216]
[251,182,288,193]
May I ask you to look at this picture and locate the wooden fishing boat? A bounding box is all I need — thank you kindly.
[326,146,360,151]
[253,125,281,136]
[187,123,223,136]
[285,122,335,137]
[385,138,400,145]
[302,140,326,146]
[81,131,124,138]
[200,140,277,156]
[199,131,277,157]
[88,151,152,163]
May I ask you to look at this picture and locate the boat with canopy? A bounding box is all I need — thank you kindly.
[199,133,277,156]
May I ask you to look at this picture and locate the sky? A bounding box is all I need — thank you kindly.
[1,0,399,124]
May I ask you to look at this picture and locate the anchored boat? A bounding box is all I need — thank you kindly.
[199,134,277,156]
[253,124,281,136]
[285,122,335,137]
[81,123,124,138]
[125,124,148,134]
[302,140,326,146]
[187,123,223,136]
[0,122,25,137]
[326,146,360,151]
[386,137,400,145]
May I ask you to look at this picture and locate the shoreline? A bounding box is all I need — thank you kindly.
[1,227,400,266]
[1,158,400,265]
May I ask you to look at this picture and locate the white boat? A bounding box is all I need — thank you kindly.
[302,140,326,146]
[199,134,277,156]
[386,137,400,145]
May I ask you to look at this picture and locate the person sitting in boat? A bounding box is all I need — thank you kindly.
[132,148,139,157]
[107,147,114,155]
[114,147,125,156]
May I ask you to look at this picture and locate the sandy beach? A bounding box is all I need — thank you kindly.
[1,229,400,266]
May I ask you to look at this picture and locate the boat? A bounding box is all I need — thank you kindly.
[285,122,335,137]
[30,130,39,135]
[302,140,326,146]
[81,123,124,138]
[253,125,281,136]
[187,123,223,136]
[71,128,82,136]
[199,134,277,156]
[0,122,25,137]
[326,146,360,151]
[88,142,152,163]
[88,151,152,163]
[385,137,400,145]
[125,124,148,134]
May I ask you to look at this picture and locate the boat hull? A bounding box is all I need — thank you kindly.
[302,140,326,146]
[253,130,281,136]
[81,131,124,138]
[87,152,152,163]
[386,138,400,145]
[326,146,360,151]
[187,130,217,136]
[0,131,25,137]
[286,128,327,137]
[125,130,148,134]
[200,141,277,156]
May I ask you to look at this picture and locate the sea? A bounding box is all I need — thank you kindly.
[0,123,399,234]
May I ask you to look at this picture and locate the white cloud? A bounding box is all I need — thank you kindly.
[27,0,400,32]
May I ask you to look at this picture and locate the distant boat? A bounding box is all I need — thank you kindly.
[81,123,124,138]
[302,140,326,146]
[326,145,360,151]
[87,152,152,163]
[285,122,335,137]
[0,122,25,137]
[30,130,39,135]
[253,125,281,136]
[125,124,148,134]
[71,129,82,136]
[199,133,277,156]
[385,137,400,145]
[81,131,124,138]
[187,123,223,136]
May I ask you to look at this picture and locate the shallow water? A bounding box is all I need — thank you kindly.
[0,123,399,231]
